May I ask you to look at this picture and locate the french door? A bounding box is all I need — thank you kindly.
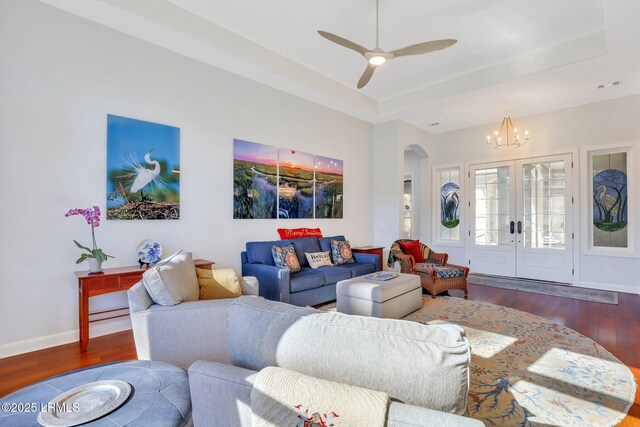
[469,154,573,282]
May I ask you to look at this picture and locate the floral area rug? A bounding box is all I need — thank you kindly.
[404,297,636,426]
[318,297,636,426]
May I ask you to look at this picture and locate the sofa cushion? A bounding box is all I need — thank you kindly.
[251,366,389,427]
[142,250,199,306]
[331,239,355,265]
[289,268,325,293]
[246,240,293,265]
[271,244,301,273]
[305,251,333,269]
[290,237,322,267]
[196,268,242,300]
[318,235,346,253]
[314,265,352,284]
[433,267,466,279]
[333,262,376,277]
[398,240,425,263]
[227,297,471,415]
[415,262,440,269]
[277,228,323,239]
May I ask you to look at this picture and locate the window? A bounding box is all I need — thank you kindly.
[591,151,628,248]
[436,167,461,242]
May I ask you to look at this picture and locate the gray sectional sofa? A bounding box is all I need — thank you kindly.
[127,252,481,426]
[188,297,482,426]
[241,235,380,306]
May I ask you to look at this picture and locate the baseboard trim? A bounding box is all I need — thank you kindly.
[574,280,636,294]
[0,318,132,359]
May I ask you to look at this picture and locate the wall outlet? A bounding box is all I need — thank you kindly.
[606,267,613,276]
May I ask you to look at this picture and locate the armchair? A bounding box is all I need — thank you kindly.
[387,239,448,273]
[388,239,469,299]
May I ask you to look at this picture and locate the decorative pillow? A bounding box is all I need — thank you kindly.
[398,240,425,263]
[305,251,333,269]
[277,228,323,240]
[272,244,301,272]
[142,250,199,306]
[331,239,354,265]
[197,267,242,300]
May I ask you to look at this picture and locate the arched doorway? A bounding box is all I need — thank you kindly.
[403,144,429,240]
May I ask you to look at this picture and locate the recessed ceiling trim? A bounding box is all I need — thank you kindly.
[378,31,609,115]
[35,0,640,135]
[38,0,381,122]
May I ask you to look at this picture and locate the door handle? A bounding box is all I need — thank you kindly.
[510,221,515,234]
[517,221,523,234]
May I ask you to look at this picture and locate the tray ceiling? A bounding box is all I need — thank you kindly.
[40,0,640,133]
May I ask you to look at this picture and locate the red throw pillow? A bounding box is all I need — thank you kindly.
[398,240,425,263]
[277,228,323,240]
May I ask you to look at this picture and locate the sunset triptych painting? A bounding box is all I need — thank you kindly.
[233,139,343,219]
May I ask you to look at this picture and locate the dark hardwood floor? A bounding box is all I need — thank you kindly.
[0,330,137,399]
[1,284,638,425]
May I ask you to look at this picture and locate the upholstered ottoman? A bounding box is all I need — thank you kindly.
[336,273,422,318]
[0,360,192,426]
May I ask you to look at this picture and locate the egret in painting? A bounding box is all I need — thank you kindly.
[595,184,619,218]
[128,149,165,200]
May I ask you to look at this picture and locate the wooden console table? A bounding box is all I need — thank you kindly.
[351,246,385,271]
[75,259,213,352]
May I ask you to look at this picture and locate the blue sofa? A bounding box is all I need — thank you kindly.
[241,235,380,306]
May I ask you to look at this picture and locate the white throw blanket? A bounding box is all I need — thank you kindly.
[251,366,389,427]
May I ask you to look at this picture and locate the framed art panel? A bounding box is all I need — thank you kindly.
[233,139,278,219]
[315,156,344,219]
[106,115,180,220]
[278,148,314,219]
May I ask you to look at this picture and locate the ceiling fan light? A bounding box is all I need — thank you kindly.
[368,55,386,65]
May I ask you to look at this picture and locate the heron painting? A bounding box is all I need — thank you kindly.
[593,169,627,232]
[106,115,180,220]
[441,182,460,229]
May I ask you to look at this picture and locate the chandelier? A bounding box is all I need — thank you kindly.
[486,115,529,149]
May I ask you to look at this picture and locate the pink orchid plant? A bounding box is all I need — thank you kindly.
[65,206,113,264]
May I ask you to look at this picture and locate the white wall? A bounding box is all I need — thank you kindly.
[426,94,640,294]
[0,1,373,356]
[372,121,433,265]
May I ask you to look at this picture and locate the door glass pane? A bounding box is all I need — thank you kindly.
[475,167,510,246]
[522,161,565,249]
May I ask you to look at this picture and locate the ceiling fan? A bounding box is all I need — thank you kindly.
[318,0,457,89]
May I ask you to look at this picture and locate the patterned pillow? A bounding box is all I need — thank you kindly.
[272,244,301,272]
[331,239,355,265]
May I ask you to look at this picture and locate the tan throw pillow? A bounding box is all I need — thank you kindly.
[305,251,333,269]
[197,268,242,300]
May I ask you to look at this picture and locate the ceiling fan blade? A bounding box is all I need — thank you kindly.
[390,39,457,57]
[318,30,368,56]
[357,64,376,89]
